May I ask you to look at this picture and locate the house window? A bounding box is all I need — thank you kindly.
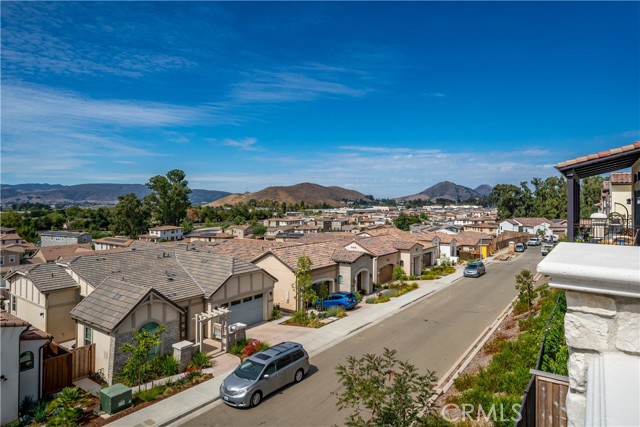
[0,256,3,265]
[19,351,34,371]
[338,275,343,285]
[84,327,93,346]
[9,255,16,263]
[11,295,17,313]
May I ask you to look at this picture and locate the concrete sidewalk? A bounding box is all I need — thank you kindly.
[105,261,480,427]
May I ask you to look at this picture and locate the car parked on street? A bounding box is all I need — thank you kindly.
[526,237,542,246]
[541,243,555,256]
[220,342,310,408]
[515,243,526,252]
[315,292,358,311]
[464,260,486,278]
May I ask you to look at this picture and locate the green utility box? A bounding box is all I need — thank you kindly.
[100,383,132,414]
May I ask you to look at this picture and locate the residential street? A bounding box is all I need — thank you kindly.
[179,250,542,427]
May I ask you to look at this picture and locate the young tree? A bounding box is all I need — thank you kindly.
[145,169,192,226]
[292,254,314,310]
[335,348,438,427]
[119,325,166,387]
[515,269,537,318]
[392,265,407,282]
[111,193,148,239]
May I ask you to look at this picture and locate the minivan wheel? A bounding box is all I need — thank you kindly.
[250,391,262,407]
[294,368,304,383]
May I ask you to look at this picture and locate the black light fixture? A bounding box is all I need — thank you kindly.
[627,198,632,205]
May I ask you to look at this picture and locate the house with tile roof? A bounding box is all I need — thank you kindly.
[5,245,277,384]
[94,236,136,250]
[5,263,80,342]
[252,241,374,311]
[599,172,633,220]
[40,230,92,247]
[498,217,551,237]
[69,278,185,385]
[31,243,93,263]
[0,312,52,425]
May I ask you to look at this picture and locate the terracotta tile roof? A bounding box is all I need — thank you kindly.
[331,248,366,263]
[556,141,640,171]
[512,217,551,227]
[454,231,494,246]
[0,311,30,328]
[35,243,93,262]
[149,225,182,231]
[610,172,632,184]
[0,233,24,241]
[94,237,136,247]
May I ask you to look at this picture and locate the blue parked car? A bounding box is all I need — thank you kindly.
[315,292,358,311]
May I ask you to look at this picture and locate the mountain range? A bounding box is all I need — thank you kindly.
[209,182,371,208]
[398,181,492,202]
[0,184,230,207]
[1,181,492,208]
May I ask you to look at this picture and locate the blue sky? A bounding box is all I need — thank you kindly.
[2,2,638,198]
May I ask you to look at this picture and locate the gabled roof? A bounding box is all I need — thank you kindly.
[69,278,183,333]
[174,248,264,298]
[93,237,135,247]
[512,217,551,227]
[331,248,367,263]
[61,246,205,301]
[34,243,93,262]
[5,263,79,293]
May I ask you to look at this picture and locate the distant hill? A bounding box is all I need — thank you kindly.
[209,182,371,207]
[0,183,230,207]
[398,181,492,202]
[474,184,493,197]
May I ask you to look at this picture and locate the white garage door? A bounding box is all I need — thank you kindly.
[228,294,264,326]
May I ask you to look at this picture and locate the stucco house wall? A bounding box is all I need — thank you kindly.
[9,275,46,332]
[256,255,296,311]
[1,323,23,424]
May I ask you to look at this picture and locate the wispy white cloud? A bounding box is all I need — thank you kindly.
[220,137,259,151]
[0,81,234,179]
[339,145,442,155]
[425,92,446,97]
[231,71,371,103]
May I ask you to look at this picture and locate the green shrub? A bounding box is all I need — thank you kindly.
[46,407,83,427]
[157,353,181,377]
[353,291,363,303]
[135,386,165,402]
[19,395,35,415]
[230,339,251,355]
[365,296,377,304]
[52,387,89,410]
[291,309,308,324]
[189,351,212,369]
[453,373,476,391]
[272,304,282,320]
[325,306,345,317]
[31,401,51,423]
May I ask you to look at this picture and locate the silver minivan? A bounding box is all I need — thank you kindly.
[220,342,310,408]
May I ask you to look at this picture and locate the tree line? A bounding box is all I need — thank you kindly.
[1,172,605,243]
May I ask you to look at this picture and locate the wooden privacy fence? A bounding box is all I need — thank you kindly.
[43,344,95,395]
[534,370,569,427]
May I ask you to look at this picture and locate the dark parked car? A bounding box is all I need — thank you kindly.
[315,292,358,311]
[463,260,486,278]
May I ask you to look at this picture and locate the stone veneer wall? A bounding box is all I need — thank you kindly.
[111,320,181,385]
[564,291,640,426]
[538,243,640,427]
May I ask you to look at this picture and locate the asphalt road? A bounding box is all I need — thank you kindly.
[180,249,542,427]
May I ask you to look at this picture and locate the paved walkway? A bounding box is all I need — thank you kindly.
[105,258,498,427]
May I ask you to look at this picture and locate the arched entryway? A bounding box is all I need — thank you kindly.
[140,321,161,357]
[354,268,371,294]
